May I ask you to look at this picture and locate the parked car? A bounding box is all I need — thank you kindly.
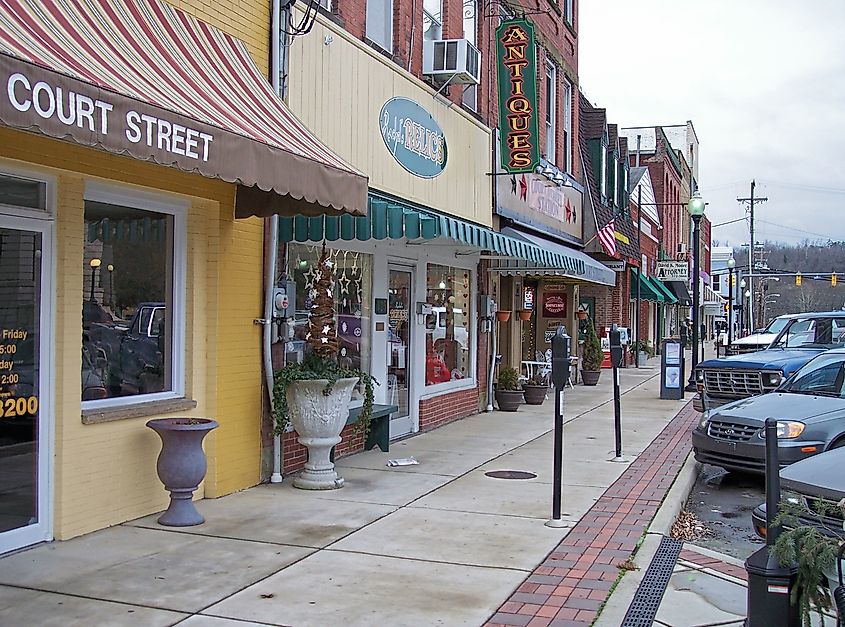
[694,311,845,412]
[726,314,795,355]
[693,348,845,473]
[750,447,845,608]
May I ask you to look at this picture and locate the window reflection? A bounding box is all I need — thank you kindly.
[425,264,471,385]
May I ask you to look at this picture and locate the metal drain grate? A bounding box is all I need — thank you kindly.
[484,470,537,480]
[620,536,683,627]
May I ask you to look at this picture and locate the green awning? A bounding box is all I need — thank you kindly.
[651,277,678,304]
[630,268,664,303]
[279,194,587,277]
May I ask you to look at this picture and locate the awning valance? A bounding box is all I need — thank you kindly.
[630,268,664,303]
[664,280,692,306]
[497,228,616,286]
[0,0,367,218]
[651,277,678,304]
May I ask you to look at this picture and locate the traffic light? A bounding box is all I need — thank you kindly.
[724,302,729,313]
[833,273,838,287]
[795,273,802,286]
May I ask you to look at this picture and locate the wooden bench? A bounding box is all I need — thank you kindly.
[329,404,397,461]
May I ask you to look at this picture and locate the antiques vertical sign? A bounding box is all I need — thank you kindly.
[496,19,539,173]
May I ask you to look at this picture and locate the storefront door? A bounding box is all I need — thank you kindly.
[0,213,52,554]
[388,266,414,438]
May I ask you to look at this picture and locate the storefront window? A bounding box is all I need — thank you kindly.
[287,244,372,376]
[425,264,471,385]
[82,201,176,401]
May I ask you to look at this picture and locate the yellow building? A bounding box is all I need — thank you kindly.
[0,0,366,554]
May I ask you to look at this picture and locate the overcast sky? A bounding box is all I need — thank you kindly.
[579,0,845,247]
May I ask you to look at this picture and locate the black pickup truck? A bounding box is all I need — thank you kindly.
[88,302,166,397]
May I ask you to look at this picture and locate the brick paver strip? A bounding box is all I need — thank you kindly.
[486,401,700,627]
[679,547,749,582]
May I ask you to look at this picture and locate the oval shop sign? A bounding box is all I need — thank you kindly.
[380,97,447,178]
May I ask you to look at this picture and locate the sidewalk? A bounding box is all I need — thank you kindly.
[1,361,698,626]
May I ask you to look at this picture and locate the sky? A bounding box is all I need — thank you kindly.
[579,0,845,247]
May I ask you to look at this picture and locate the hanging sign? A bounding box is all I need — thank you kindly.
[655,261,689,281]
[379,97,447,178]
[496,19,539,173]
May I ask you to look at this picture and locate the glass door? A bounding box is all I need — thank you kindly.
[0,216,51,554]
[387,266,413,438]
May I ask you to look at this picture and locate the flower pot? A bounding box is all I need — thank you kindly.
[522,384,547,405]
[494,388,524,411]
[286,377,359,490]
[581,369,601,386]
[147,417,218,527]
[496,310,512,322]
[518,310,533,321]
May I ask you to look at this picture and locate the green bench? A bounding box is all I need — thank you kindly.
[329,404,397,461]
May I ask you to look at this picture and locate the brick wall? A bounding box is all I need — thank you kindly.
[419,386,480,430]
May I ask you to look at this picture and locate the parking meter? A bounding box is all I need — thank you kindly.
[610,325,624,368]
[551,327,571,389]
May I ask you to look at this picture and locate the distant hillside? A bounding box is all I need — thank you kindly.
[729,240,845,324]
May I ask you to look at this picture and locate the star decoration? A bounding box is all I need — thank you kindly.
[510,175,517,195]
[338,271,351,295]
[322,325,331,334]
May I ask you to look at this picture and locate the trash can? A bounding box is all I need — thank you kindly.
[660,337,684,400]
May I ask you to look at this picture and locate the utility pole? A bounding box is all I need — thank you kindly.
[737,180,767,331]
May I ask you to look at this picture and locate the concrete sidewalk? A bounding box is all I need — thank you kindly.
[0,362,694,627]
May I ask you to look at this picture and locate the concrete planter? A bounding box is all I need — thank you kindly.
[581,369,601,386]
[495,389,524,412]
[287,377,358,490]
[147,417,218,527]
[522,384,547,405]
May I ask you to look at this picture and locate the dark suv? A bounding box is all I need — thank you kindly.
[695,311,845,412]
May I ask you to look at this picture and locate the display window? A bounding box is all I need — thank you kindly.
[425,264,471,386]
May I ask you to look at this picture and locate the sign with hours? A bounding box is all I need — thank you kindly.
[655,261,689,282]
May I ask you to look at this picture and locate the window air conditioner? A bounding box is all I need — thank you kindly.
[423,39,481,85]
[677,243,688,255]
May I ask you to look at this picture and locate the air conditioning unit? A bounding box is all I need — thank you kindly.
[677,243,688,255]
[423,39,481,85]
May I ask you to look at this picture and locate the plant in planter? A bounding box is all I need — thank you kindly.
[522,371,549,405]
[581,317,603,386]
[630,339,654,363]
[272,243,374,490]
[494,365,524,411]
[771,499,845,624]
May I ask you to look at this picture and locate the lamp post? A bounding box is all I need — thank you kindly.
[107,264,114,308]
[739,279,747,335]
[89,258,101,302]
[727,257,735,347]
[744,288,752,335]
[685,191,705,391]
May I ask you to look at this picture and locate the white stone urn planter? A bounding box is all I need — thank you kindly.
[286,377,359,490]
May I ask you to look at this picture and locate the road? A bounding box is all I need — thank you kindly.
[685,463,766,560]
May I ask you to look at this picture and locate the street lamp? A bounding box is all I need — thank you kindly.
[685,191,705,391]
[727,257,735,348]
[89,258,101,302]
[107,264,115,308]
[744,288,752,335]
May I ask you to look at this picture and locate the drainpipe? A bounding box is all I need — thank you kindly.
[267,0,283,483]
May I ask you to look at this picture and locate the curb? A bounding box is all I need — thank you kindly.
[647,452,701,537]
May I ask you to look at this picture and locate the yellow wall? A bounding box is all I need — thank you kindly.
[286,14,493,227]
[0,128,264,539]
[166,0,270,75]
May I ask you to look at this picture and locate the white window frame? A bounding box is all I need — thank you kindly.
[81,181,188,410]
[564,0,573,26]
[562,78,572,173]
[423,0,443,41]
[545,60,557,165]
[612,156,619,207]
[366,0,394,53]
[461,0,478,111]
[712,274,721,293]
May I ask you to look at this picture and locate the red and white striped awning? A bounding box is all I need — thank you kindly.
[0,0,368,217]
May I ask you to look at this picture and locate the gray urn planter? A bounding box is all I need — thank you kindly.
[581,369,601,386]
[495,389,524,412]
[286,377,358,490]
[522,384,548,405]
[146,417,218,527]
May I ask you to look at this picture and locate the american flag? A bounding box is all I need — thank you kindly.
[597,219,617,257]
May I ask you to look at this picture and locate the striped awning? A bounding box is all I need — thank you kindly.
[630,268,664,303]
[280,195,600,282]
[0,0,367,218]
[651,277,678,304]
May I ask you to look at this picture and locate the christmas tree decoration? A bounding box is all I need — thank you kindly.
[307,243,338,358]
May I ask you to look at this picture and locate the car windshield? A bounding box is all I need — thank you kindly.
[784,353,845,397]
[766,317,790,334]
[771,317,845,349]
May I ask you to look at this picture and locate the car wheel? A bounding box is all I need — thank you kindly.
[828,436,845,450]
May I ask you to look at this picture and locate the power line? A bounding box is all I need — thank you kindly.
[756,219,839,241]
[712,217,747,228]
[757,181,845,195]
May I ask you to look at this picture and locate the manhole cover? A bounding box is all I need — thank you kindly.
[484,470,537,480]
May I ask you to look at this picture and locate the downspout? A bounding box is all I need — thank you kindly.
[267,0,283,483]
[487,129,498,412]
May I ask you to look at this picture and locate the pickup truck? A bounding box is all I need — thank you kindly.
[89,302,166,396]
[694,311,845,412]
